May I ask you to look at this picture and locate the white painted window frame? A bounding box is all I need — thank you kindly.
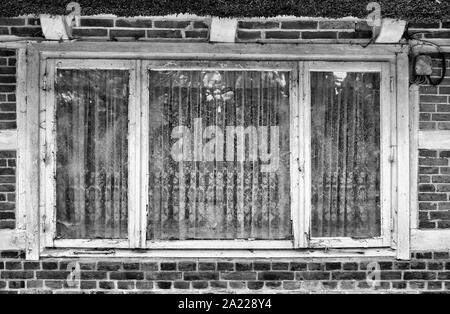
[299,61,393,249]
[13,42,410,260]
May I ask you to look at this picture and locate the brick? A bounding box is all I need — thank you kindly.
[410,261,426,270]
[0,28,9,35]
[392,281,407,289]
[193,21,208,29]
[9,281,25,289]
[198,262,215,271]
[281,21,317,29]
[325,262,341,270]
[109,271,144,280]
[419,221,436,228]
[99,281,115,289]
[156,281,172,289]
[272,262,289,270]
[36,271,69,280]
[290,262,307,271]
[160,262,176,271]
[427,281,443,290]
[235,262,252,271]
[10,27,42,37]
[265,281,282,289]
[265,31,300,39]
[331,272,366,280]
[416,252,433,259]
[80,271,107,280]
[302,31,337,39]
[258,271,294,281]
[115,19,153,28]
[185,30,208,39]
[434,252,450,259]
[217,262,233,271]
[419,185,435,193]
[296,271,330,280]
[437,104,450,112]
[23,262,40,270]
[27,280,43,289]
[420,158,448,166]
[110,29,145,38]
[404,271,436,280]
[72,28,108,37]
[210,281,227,289]
[97,262,121,271]
[80,18,114,27]
[4,261,20,269]
[438,122,450,130]
[123,262,139,270]
[178,262,196,271]
[430,211,450,220]
[117,281,135,290]
[221,272,256,281]
[42,262,58,270]
[154,21,190,28]
[80,281,97,289]
[380,271,402,280]
[141,262,158,271]
[239,21,279,29]
[0,18,25,26]
[254,262,271,271]
[237,30,261,40]
[425,32,450,39]
[247,281,264,290]
[146,271,182,280]
[419,167,439,174]
[308,263,325,271]
[338,31,372,39]
[319,21,354,29]
[420,122,436,130]
[229,281,246,289]
[418,193,447,201]
[433,114,450,121]
[146,29,182,38]
[0,76,15,84]
[173,281,190,289]
[2,271,34,279]
[192,281,208,289]
[437,221,450,228]
[0,86,15,93]
[136,281,153,290]
[183,271,218,281]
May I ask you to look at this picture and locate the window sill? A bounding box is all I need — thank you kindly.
[40,247,398,260]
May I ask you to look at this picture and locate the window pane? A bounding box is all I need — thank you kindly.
[311,72,381,238]
[55,69,129,239]
[148,70,291,240]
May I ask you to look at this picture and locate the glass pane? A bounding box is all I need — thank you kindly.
[148,70,291,240]
[310,71,381,238]
[55,69,129,239]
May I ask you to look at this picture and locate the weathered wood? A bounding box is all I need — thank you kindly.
[0,230,26,250]
[25,45,41,260]
[396,51,411,260]
[409,85,419,230]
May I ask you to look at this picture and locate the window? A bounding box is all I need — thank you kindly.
[22,43,409,258]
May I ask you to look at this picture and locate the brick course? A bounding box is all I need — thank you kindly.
[0,251,447,293]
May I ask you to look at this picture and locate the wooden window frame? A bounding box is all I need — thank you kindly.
[299,61,393,249]
[14,42,410,260]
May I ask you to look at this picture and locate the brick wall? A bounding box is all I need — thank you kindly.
[0,151,15,229]
[419,58,450,130]
[0,49,15,130]
[0,48,16,230]
[0,16,448,43]
[418,149,450,229]
[0,251,449,293]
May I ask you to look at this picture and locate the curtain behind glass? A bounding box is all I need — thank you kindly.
[148,70,291,240]
[55,69,129,239]
[310,72,381,238]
